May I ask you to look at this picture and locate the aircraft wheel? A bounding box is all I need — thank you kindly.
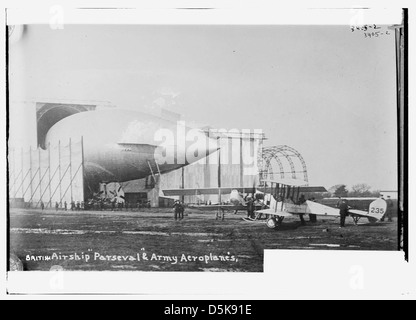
[266,218,279,230]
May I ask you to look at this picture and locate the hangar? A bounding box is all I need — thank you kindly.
[8,100,111,208]
[8,101,310,208]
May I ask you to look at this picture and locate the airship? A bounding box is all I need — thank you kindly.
[44,108,218,195]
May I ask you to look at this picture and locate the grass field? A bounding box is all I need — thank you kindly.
[9,207,399,272]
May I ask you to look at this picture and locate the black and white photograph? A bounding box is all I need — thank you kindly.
[3,4,412,299]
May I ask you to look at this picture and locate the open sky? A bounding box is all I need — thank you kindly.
[9,24,398,191]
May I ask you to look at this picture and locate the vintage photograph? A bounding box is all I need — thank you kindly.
[7,17,402,273]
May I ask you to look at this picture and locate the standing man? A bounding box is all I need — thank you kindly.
[173,200,181,220]
[246,197,255,219]
[381,196,394,222]
[337,197,349,228]
[309,197,317,223]
[178,201,184,220]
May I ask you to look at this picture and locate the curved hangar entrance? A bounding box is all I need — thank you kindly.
[259,145,309,185]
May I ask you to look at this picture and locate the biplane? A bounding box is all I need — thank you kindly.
[253,179,387,229]
[162,186,263,220]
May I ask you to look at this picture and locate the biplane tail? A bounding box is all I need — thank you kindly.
[348,198,387,222]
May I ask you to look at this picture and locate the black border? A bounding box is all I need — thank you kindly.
[396,9,408,261]
[402,8,408,261]
[5,10,10,274]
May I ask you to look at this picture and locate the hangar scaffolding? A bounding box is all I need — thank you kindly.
[259,145,309,185]
[9,138,84,209]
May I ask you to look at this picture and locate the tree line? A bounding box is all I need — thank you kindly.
[313,183,380,199]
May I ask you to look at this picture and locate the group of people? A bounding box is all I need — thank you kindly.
[173,200,185,220]
[113,200,151,211]
[53,200,84,211]
[36,200,85,211]
[85,198,152,211]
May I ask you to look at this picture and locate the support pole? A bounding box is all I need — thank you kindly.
[204,131,211,204]
[217,136,221,204]
[12,148,15,197]
[275,183,279,201]
[36,169,54,208]
[10,149,21,197]
[58,140,62,205]
[181,167,185,203]
[60,163,83,203]
[38,147,42,204]
[10,168,22,198]
[48,165,66,203]
[29,146,33,207]
[21,148,24,199]
[14,168,29,198]
[48,142,52,208]
[240,134,243,188]
[22,167,40,201]
[69,138,73,203]
[81,136,85,202]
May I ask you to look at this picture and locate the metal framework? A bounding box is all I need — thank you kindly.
[9,138,84,209]
[259,145,309,185]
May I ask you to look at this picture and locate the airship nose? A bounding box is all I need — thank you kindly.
[154,130,219,166]
[184,132,219,165]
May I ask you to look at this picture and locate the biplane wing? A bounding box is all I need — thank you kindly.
[162,187,257,197]
[255,200,339,217]
[257,178,327,194]
[256,186,327,193]
[254,207,294,217]
[261,178,308,187]
[189,203,263,212]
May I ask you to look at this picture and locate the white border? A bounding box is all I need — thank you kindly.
[6,6,402,25]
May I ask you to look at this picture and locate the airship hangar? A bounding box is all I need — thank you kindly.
[8,100,310,209]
